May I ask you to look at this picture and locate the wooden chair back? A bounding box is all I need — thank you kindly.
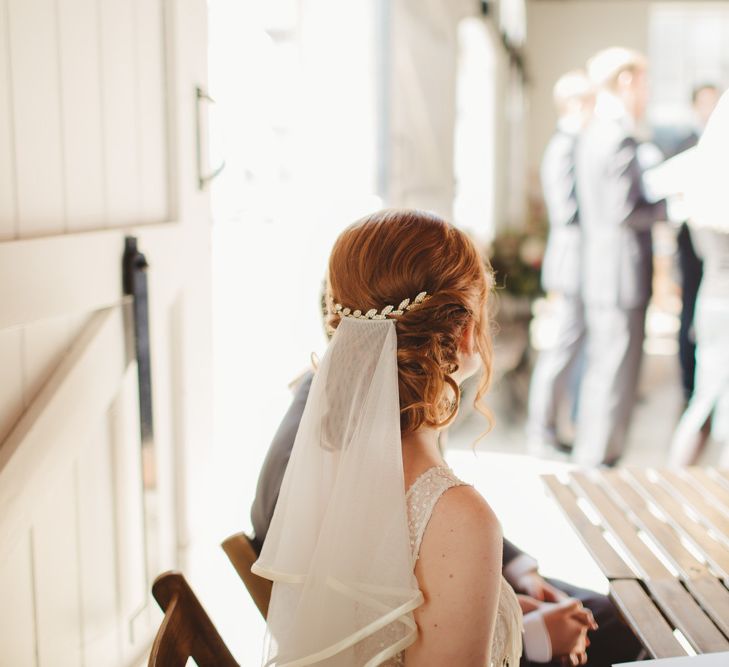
[221,532,273,618]
[148,571,239,667]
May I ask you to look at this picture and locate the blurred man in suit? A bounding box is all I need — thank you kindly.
[250,373,642,666]
[527,70,594,454]
[573,48,666,466]
[674,84,720,402]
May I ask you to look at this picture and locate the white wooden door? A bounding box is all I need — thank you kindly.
[0,1,212,665]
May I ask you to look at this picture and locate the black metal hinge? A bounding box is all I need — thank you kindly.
[123,236,154,447]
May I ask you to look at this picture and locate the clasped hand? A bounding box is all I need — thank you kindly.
[516,572,598,666]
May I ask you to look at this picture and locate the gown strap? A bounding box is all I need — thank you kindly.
[405,466,465,565]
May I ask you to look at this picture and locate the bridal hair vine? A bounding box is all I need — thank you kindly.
[330,291,430,321]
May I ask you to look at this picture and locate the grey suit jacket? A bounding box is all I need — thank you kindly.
[249,371,527,566]
[540,129,582,296]
[576,117,666,309]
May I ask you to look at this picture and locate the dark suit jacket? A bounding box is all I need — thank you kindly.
[675,130,699,156]
[576,116,667,309]
[540,129,582,296]
[250,370,528,567]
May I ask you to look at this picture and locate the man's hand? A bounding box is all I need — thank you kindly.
[514,570,568,602]
[539,599,598,666]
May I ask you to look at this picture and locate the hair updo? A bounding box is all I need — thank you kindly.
[326,208,494,435]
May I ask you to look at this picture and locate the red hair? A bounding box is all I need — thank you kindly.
[327,209,494,435]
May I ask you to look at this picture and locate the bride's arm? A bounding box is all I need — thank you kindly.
[405,485,503,666]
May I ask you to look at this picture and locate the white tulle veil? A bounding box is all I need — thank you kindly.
[252,317,423,666]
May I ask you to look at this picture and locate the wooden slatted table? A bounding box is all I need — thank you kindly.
[542,467,729,660]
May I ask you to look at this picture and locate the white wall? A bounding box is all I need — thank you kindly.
[387,0,472,219]
[388,0,528,233]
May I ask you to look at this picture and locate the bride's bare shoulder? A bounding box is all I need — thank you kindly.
[424,484,502,558]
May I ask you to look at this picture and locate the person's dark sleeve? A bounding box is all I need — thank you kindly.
[673,132,698,156]
[503,538,525,566]
[502,539,540,586]
[613,136,667,232]
[250,372,314,554]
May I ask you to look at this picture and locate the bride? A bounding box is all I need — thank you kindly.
[252,209,522,665]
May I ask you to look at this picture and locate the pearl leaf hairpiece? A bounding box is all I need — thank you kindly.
[330,291,430,321]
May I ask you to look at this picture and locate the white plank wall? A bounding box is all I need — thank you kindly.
[33,474,84,667]
[7,0,66,235]
[77,421,122,667]
[135,0,168,223]
[0,0,17,239]
[0,309,152,666]
[0,537,37,666]
[0,407,147,667]
[58,0,105,232]
[110,366,149,661]
[100,0,140,227]
[22,315,73,408]
[0,327,24,444]
[0,313,85,445]
[0,0,168,238]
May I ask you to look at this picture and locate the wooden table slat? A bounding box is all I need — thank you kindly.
[715,470,729,490]
[686,572,729,641]
[541,474,635,580]
[609,579,686,660]
[658,470,729,543]
[625,470,729,581]
[686,468,729,513]
[600,471,705,577]
[647,578,729,653]
[570,472,670,580]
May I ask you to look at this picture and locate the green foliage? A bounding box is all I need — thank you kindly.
[487,229,546,300]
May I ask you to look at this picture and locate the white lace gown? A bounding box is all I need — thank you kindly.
[392,466,523,666]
